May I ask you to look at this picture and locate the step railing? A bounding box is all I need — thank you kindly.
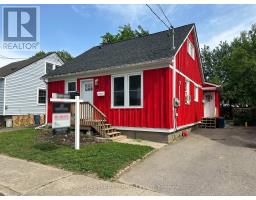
[70,102,107,137]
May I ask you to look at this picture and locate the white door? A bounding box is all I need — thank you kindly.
[204,92,215,117]
[80,79,94,104]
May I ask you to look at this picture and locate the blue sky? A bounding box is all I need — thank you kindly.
[0,4,256,67]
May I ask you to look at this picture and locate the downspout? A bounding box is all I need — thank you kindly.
[3,77,6,116]
[172,56,177,132]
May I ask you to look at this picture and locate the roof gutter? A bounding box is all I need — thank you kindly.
[43,57,172,81]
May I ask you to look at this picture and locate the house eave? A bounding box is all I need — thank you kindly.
[45,57,172,81]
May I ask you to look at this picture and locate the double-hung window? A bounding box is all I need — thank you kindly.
[66,81,77,94]
[37,89,46,104]
[185,80,191,104]
[194,85,199,102]
[112,73,142,108]
[187,39,195,59]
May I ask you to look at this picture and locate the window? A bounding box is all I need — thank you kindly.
[129,75,141,106]
[46,62,54,73]
[185,80,191,104]
[187,40,195,59]
[112,73,142,108]
[67,81,76,93]
[113,77,125,106]
[194,85,199,102]
[38,89,46,104]
[55,65,61,68]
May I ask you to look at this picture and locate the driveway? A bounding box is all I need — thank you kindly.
[119,127,256,195]
[0,155,160,196]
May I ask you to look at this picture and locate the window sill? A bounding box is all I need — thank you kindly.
[111,106,143,109]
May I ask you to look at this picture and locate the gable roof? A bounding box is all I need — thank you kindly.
[0,53,57,78]
[46,23,195,78]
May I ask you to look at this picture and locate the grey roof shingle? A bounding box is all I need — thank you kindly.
[46,23,194,77]
[0,53,54,77]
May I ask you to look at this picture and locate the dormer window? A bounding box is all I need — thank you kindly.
[46,62,54,73]
[187,39,195,60]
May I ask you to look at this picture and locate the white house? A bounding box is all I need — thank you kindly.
[0,53,64,123]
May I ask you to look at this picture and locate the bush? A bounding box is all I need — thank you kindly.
[233,107,256,126]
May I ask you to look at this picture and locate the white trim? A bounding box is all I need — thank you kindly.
[204,82,221,87]
[169,64,202,88]
[46,58,171,82]
[3,78,6,116]
[173,25,205,83]
[203,87,217,91]
[37,88,47,105]
[113,121,201,133]
[194,85,199,102]
[111,72,143,109]
[187,39,195,60]
[65,80,77,93]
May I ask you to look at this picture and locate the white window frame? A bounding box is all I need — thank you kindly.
[194,85,199,102]
[185,79,191,105]
[65,80,77,94]
[37,88,46,105]
[187,39,195,60]
[111,72,143,109]
[45,61,62,73]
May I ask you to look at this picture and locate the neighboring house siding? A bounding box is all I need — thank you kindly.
[4,54,63,116]
[0,79,4,115]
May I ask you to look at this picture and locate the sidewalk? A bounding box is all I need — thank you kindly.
[0,155,161,196]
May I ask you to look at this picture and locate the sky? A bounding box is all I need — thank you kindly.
[0,4,256,67]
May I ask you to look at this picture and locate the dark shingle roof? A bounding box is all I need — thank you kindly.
[46,24,194,77]
[0,53,54,77]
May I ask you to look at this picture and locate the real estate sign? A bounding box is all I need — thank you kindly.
[52,103,71,129]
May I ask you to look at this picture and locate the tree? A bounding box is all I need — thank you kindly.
[31,50,73,62]
[201,24,256,106]
[101,24,149,44]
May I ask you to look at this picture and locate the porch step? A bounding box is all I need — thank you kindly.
[200,117,216,128]
[107,131,121,137]
[111,135,127,141]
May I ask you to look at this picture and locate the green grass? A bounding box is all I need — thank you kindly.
[0,129,153,179]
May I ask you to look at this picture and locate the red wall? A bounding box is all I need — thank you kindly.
[77,68,173,129]
[174,28,204,127]
[47,80,65,123]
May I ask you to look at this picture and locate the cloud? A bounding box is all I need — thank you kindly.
[95,4,177,30]
[71,5,91,18]
[201,5,256,49]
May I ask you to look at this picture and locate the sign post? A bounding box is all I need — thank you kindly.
[50,96,83,150]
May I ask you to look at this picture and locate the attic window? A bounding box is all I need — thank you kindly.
[46,62,54,73]
[187,39,195,60]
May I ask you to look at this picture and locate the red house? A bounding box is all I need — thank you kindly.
[44,24,220,142]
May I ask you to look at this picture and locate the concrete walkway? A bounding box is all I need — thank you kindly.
[0,155,161,196]
[119,127,256,195]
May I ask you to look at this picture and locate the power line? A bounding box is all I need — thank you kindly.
[157,4,174,29]
[146,4,170,30]
[146,4,175,50]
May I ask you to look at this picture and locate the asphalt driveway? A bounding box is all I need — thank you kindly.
[119,127,256,195]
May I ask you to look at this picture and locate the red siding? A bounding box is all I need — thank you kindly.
[47,80,65,123]
[175,28,203,85]
[215,91,220,117]
[78,68,173,129]
[174,28,204,127]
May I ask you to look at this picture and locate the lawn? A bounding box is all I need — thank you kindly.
[0,128,153,179]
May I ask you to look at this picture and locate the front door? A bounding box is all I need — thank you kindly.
[80,79,94,104]
[204,92,215,117]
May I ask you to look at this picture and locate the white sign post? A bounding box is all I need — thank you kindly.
[50,96,83,150]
